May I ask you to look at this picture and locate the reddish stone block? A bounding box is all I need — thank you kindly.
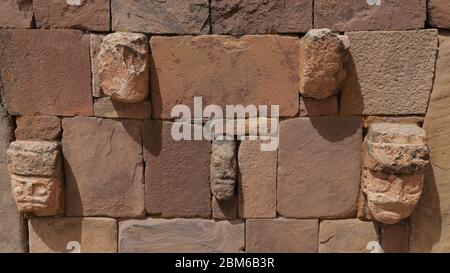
[212,197,237,220]
[299,96,338,117]
[0,0,33,29]
[15,116,61,141]
[428,0,450,28]
[0,29,93,116]
[143,120,212,218]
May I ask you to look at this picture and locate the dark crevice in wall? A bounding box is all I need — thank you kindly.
[208,0,213,34]
[312,0,315,29]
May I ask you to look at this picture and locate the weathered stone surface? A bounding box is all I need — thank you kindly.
[363,116,424,129]
[98,32,149,103]
[212,196,237,220]
[62,117,145,217]
[300,29,348,99]
[33,0,110,31]
[277,117,362,219]
[119,218,244,253]
[428,0,450,28]
[15,116,61,141]
[150,35,299,119]
[360,123,429,224]
[29,217,117,253]
[410,31,450,253]
[299,96,338,117]
[246,219,318,253]
[0,0,33,29]
[90,34,105,98]
[211,0,312,35]
[0,29,93,116]
[380,221,409,253]
[0,107,26,252]
[112,0,210,34]
[143,121,211,218]
[210,140,236,201]
[211,117,279,139]
[94,97,151,120]
[340,30,438,115]
[7,141,63,216]
[319,219,379,253]
[314,0,426,31]
[238,140,277,218]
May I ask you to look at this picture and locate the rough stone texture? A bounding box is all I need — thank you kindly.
[211,0,312,35]
[94,97,151,120]
[238,140,277,218]
[15,116,61,141]
[0,0,33,29]
[62,117,145,217]
[150,35,299,119]
[119,218,244,253]
[380,222,409,253]
[246,219,318,253]
[428,0,450,28]
[98,32,149,103]
[112,0,210,34]
[277,117,362,219]
[211,117,279,139]
[212,196,237,220]
[143,120,211,218]
[210,140,237,201]
[299,96,338,117]
[299,29,348,99]
[314,0,426,31]
[359,123,429,224]
[363,116,424,129]
[90,34,105,98]
[410,31,450,253]
[0,107,26,252]
[0,29,93,116]
[7,141,64,216]
[29,217,117,253]
[33,0,110,31]
[319,219,379,253]
[340,30,438,115]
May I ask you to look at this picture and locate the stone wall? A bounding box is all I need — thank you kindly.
[0,0,449,253]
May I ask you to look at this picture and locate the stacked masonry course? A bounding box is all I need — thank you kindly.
[0,0,449,253]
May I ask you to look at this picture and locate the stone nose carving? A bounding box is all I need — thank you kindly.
[7,140,64,216]
[358,123,429,224]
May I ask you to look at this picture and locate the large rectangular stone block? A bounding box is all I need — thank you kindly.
[277,117,362,219]
[62,117,145,217]
[0,29,93,116]
[119,218,244,253]
[340,30,438,115]
[0,0,33,29]
[112,0,210,34]
[150,35,299,119]
[143,120,212,218]
[314,0,426,31]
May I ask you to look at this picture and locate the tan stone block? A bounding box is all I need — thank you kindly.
[93,97,151,120]
[212,196,237,220]
[15,116,61,141]
[363,116,424,129]
[299,96,338,117]
[428,0,450,28]
[0,0,33,29]
[90,34,105,98]
[380,221,409,253]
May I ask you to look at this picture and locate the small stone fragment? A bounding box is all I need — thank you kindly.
[299,96,338,117]
[94,97,151,120]
[15,116,61,141]
[210,140,237,201]
[428,0,450,29]
[299,29,349,99]
[212,196,237,220]
[90,34,105,98]
[98,32,149,103]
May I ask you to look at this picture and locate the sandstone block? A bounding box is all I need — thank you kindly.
[15,116,61,141]
[29,217,117,253]
[428,0,450,28]
[319,219,379,253]
[299,29,348,99]
[112,0,210,34]
[0,0,33,29]
[119,218,244,253]
[238,140,277,218]
[143,120,211,218]
[246,219,318,253]
[212,196,237,220]
[33,0,110,31]
[94,97,151,120]
[340,30,438,115]
[211,0,312,35]
[90,34,105,98]
[314,0,426,31]
[299,96,338,117]
[62,117,145,217]
[98,32,149,103]
[0,29,93,116]
[363,116,424,129]
[380,222,409,253]
[150,35,299,119]
[277,117,362,219]
[210,140,237,201]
